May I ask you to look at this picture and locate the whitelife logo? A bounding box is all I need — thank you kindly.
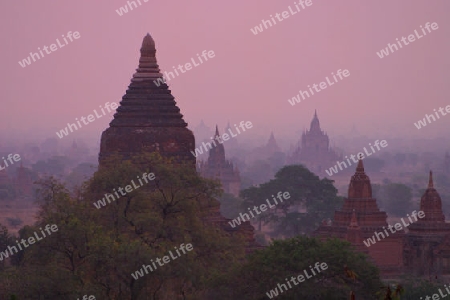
[228,191,290,228]
[376,22,439,59]
[0,154,21,170]
[115,0,149,16]
[131,243,193,280]
[153,50,215,87]
[287,69,350,106]
[93,172,155,209]
[414,105,450,129]
[56,102,118,139]
[325,140,388,177]
[0,224,58,261]
[250,0,313,35]
[363,210,425,247]
[265,262,328,298]
[18,31,81,68]
[191,121,252,158]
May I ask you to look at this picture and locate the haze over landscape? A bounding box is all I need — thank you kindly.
[1,1,450,299]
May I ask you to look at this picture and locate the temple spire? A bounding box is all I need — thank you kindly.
[140,33,156,57]
[348,156,372,199]
[98,33,195,167]
[310,110,321,133]
[428,170,434,188]
[356,156,365,173]
[215,125,219,137]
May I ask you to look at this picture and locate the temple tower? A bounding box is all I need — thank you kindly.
[266,132,281,155]
[314,159,404,276]
[289,110,341,175]
[199,126,241,197]
[99,33,195,167]
[405,171,450,277]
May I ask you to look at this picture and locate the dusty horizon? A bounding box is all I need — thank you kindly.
[2,0,450,143]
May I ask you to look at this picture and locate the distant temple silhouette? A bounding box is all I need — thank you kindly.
[288,110,341,175]
[198,126,241,197]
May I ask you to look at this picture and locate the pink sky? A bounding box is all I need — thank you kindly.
[1,0,450,143]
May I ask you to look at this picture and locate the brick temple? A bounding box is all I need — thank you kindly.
[99,33,195,167]
[98,33,258,252]
[288,110,341,175]
[198,126,241,197]
[404,171,450,277]
[314,158,450,278]
[313,158,405,276]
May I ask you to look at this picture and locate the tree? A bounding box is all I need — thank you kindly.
[241,165,343,238]
[210,236,383,299]
[3,153,247,299]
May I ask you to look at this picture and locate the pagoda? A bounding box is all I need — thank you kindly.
[198,126,241,197]
[288,110,341,175]
[313,159,404,276]
[99,33,195,167]
[404,171,450,277]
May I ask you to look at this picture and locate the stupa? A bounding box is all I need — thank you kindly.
[313,158,404,276]
[288,110,341,175]
[404,171,450,276]
[99,33,195,167]
[198,126,241,197]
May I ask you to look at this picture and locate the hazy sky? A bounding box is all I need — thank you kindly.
[2,0,450,143]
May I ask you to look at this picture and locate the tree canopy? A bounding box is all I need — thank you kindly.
[210,236,383,300]
[1,153,247,299]
[240,164,343,238]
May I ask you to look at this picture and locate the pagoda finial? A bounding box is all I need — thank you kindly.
[215,125,219,137]
[140,33,156,57]
[428,170,434,188]
[310,110,321,132]
[356,155,364,172]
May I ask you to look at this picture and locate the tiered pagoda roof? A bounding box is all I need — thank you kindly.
[99,33,195,166]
